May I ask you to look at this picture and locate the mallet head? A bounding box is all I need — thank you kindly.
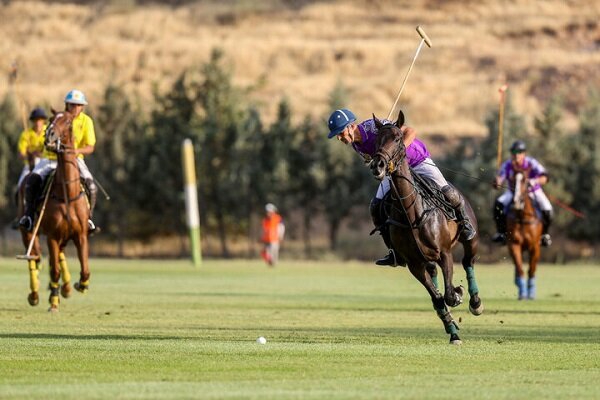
[416,26,432,47]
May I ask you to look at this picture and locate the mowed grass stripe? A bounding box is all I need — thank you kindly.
[0,258,598,399]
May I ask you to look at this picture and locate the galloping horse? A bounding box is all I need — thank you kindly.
[506,165,542,300]
[20,109,91,312]
[370,110,483,344]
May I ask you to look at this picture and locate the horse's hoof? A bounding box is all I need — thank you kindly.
[469,296,484,316]
[27,292,39,306]
[74,282,88,294]
[48,306,59,313]
[61,283,72,298]
[455,285,465,298]
[469,302,484,316]
[449,334,462,345]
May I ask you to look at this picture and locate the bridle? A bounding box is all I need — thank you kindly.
[374,124,406,175]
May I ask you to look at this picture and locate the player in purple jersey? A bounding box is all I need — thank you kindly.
[327,108,476,267]
[492,140,553,246]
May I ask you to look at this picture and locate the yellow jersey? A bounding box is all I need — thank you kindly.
[17,126,47,165]
[43,111,96,160]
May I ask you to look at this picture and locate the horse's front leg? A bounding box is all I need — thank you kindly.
[462,237,483,315]
[409,262,461,345]
[509,242,526,299]
[47,238,61,312]
[73,233,90,293]
[438,251,463,308]
[59,251,72,298]
[527,242,541,300]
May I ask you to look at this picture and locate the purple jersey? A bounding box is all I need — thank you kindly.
[351,119,430,167]
[498,156,547,192]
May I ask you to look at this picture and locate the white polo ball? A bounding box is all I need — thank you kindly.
[256,336,267,345]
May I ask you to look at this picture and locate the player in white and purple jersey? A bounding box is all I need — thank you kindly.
[327,108,476,267]
[492,140,553,246]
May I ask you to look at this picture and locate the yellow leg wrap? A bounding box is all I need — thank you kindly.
[49,281,60,289]
[50,295,60,307]
[28,260,39,293]
[59,253,71,284]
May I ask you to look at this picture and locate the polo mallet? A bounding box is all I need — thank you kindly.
[17,176,54,261]
[496,84,508,170]
[94,177,111,201]
[387,26,433,121]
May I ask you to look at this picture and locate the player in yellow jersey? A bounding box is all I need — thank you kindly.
[16,108,48,188]
[19,90,99,234]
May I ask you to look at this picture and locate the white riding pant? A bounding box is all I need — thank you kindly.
[16,157,41,187]
[497,188,553,212]
[375,158,448,199]
[31,158,93,181]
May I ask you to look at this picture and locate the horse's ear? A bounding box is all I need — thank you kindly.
[373,114,384,129]
[395,110,405,128]
[50,107,58,116]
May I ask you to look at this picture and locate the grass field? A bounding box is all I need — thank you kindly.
[0,257,599,399]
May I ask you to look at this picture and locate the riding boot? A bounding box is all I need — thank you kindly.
[19,174,42,232]
[85,178,99,234]
[541,210,553,247]
[441,185,476,241]
[492,200,507,244]
[370,198,406,267]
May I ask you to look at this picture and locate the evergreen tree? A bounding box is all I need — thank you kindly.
[568,90,600,241]
[320,81,372,250]
[0,94,22,229]
[91,83,145,255]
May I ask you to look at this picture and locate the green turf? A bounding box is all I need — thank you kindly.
[0,257,598,399]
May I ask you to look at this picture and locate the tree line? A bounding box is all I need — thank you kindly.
[1,48,599,258]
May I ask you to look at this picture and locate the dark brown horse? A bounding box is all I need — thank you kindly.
[370,110,483,344]
[506,165,542,300]
[20,109,91,312]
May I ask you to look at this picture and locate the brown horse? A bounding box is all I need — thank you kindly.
[18,175,72,307]
[370,110,483,344]
[506,165,542,300]
[20,109,91,312]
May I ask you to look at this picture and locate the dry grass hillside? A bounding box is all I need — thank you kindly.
[1,0,600,139]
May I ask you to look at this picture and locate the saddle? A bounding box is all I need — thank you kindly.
[35,171,90,213]
[379,169,457,230]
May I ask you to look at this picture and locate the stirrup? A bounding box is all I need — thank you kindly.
[88,219,99,235]
[375,250,406,267]
[19,216,33,232]
[541,234,552,247]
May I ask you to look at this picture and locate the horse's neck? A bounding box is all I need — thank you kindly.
[54,153,81,198]
[390,160,423,219]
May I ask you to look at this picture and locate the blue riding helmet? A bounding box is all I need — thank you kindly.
[510,140,527,154]
[28,107,48,121]
[327,109,356,138]
[64,89,88,105]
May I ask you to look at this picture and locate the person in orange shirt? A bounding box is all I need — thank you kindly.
[261,203,285,266]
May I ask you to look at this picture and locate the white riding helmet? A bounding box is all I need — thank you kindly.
[265,203,277,213]
[64,89,88,105]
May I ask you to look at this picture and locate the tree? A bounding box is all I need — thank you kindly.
[0,94,22,230]
[568,90,600,241]
[320,81,372,250]
[91,83,145,255]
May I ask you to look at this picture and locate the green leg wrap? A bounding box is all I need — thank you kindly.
[465,266,479,297]
[431,275,439,290]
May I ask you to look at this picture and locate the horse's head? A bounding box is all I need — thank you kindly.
[370,110,406,180]
[511,164,532,212]
[45,108,74,154]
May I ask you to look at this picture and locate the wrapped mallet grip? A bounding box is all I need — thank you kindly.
[416,26,432,47]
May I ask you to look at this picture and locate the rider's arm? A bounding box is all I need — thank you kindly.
[75,145,95,156]
[401,126,416,147]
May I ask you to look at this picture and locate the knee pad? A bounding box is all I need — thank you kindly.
[370,198,385,227]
